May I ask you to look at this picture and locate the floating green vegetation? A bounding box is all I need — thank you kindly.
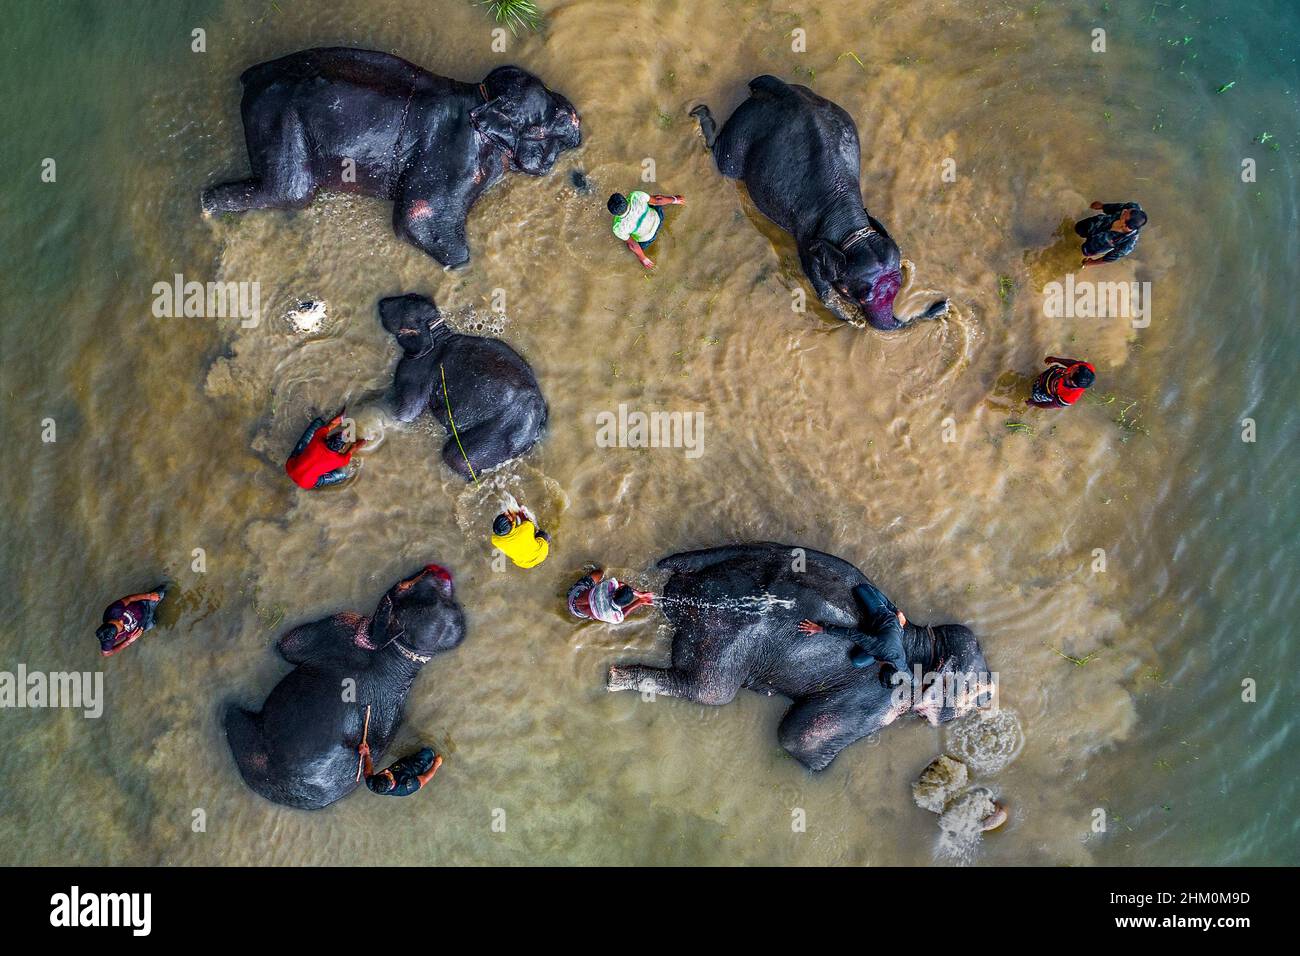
[476,0,543,35]
[656,109,674,129]
[1114,400,1150,439]
[837,51,866,71]
[1254,132,1281,152]
[1215,80,1236,94]
[997,274,1015,303]
[1005,421,1034,436]
[1046,643,1099,667]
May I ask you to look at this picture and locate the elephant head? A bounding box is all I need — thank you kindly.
[810,217,948,331]
[370,565,466,659]
[470,65,582,175]
[379,292,445,357]
[909,623,997,725]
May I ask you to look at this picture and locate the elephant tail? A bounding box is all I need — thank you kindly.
[224,705,274,792]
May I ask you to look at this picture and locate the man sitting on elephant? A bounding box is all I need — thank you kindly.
[798,579,912,684]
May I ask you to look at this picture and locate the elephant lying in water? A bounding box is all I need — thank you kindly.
[201,47,582,267]
[224,565,466,810]
[379,293,548,480]
[607,543,992,771]
[691,75,948,331]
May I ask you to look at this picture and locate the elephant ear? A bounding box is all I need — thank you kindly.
[809,239,847,282]
[470,97,522,156]
[276,613,374,668]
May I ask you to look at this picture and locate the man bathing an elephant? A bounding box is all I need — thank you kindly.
[285,408,365,489]
[567,566,655,624]
[797,579,912,684]
[691,76,949,330]
[607,544,992,771]
[224,564,466,810]
[360,744,442,797]
[202,48,581,267]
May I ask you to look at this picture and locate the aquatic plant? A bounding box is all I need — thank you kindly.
[997,275,1015,303]
[476,0,543,35]
[1113,400,1150,439]
[1046,642,1098,667]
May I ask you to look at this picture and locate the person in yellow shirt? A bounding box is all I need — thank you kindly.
[491,504,550,569]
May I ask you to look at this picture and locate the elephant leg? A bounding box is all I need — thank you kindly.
[440,419,490,481]
[202,112,316,215]
[689,104,718,149]
[778,692,884,772]
[606,663,741,706]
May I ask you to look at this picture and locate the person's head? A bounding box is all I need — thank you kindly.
[607,193,629,217]
[612,584,636,609]
[324,430,348,453]
[492,513,513,536]
[95,623,118,646]
[1117,207,1147,232]
[1067,365,1095,389]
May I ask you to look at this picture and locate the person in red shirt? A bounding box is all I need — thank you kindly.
[1027,356,1095,408]
[285,408,365,489]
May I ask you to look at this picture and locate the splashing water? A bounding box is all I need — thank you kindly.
[944,707,1024,775]
[654,592,797,615]
[935,786,1000,865]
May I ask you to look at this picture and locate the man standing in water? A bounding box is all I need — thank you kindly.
[1027,355,1096,409]
[608,190,685,268]
[567,566,655,624]
[798,580,912,684]
[285,408,365,489]
[1076,200,1147,267]
[96,584,168,657]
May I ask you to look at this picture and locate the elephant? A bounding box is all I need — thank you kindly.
[691,75,949,330]
[379,293,547,480]
[201,47,582,267]
[224,565,466,810]
[606,543,992,772]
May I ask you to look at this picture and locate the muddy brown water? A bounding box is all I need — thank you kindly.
[0,0,1296,865]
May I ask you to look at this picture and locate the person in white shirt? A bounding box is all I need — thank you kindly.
[567,567,655,624]
[608,190,686,268]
